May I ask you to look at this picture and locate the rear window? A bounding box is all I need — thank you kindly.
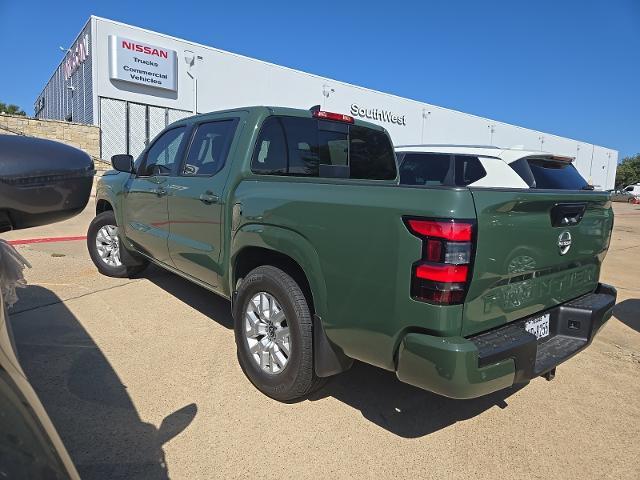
[251,116,396,180]
[455,155,487,186]
[398,153,486,186]
[349,126,397,180]
[399,153,451,186]
[510,157,588,190]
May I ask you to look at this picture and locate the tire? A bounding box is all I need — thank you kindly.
[233,265,322,401]
[87,210,148,278]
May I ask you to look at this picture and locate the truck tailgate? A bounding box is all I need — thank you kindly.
[463,189,613,336]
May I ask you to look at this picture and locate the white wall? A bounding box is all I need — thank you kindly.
[91,17,618,189]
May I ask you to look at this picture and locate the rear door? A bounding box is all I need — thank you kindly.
[166,118,239,286]
[463,177,613,336]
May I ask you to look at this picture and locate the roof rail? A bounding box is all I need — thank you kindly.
[395,144,501,149]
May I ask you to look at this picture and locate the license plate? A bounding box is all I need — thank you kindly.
[525,313,550,340]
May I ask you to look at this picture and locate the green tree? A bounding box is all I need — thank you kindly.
[615,154,640,188]
[0,101,26,116]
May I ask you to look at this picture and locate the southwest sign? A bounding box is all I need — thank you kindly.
[350,104,406,126]
[109,36,177,91]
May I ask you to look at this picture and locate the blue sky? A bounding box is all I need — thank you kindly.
[0,0,637,159]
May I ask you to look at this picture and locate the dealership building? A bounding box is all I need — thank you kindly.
[35,16,618,188]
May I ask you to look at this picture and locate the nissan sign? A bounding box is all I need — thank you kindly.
[63,33,90,80]
[350,104,406,126]
[109,36,177,91]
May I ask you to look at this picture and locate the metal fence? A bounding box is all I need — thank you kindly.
[99,97,191,160]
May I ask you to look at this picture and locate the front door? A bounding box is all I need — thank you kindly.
[122,126,188,265]
[167,119,238,286]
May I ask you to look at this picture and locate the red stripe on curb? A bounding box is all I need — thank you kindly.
[8,236,87,246]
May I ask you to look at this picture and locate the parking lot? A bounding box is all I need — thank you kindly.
[4,202,639,480]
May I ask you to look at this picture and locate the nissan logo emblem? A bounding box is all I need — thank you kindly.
[558,231,572,255]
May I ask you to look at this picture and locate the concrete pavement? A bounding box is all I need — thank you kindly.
[5,202,640,479]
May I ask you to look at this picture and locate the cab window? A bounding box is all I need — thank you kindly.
[182,120,237,176]
[139,126,186,176]
[251,116,396,180]
[252,118,287,175]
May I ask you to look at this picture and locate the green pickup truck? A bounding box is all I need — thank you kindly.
[88,106,616,401]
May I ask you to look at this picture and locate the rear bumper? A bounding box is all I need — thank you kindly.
[395,283,617,399]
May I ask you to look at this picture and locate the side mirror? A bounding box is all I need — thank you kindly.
[0,135,94,232]
[111,154,134,173]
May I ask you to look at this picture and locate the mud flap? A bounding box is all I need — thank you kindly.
[313,314,353,377]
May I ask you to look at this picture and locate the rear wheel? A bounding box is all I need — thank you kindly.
[233,265,322,401]
[87,211,148,278]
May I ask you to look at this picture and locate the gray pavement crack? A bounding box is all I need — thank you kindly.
[16,342,98,349]
[8,280,142,316]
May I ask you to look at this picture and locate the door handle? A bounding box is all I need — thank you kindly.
[155,187,168,197]
[199,191,220,204]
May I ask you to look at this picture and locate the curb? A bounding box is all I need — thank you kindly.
[9,236,87,246]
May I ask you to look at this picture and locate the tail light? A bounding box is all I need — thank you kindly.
[312,110,355,123]
[404,217,475,305]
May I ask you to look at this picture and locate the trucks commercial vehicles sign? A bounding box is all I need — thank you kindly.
[109,36,177,91]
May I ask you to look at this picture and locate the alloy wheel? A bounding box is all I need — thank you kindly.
[95,224,122,267]
[244,292,291,374]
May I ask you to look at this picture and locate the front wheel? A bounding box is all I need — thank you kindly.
[87,211,148,278]
[233,265,322,401]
